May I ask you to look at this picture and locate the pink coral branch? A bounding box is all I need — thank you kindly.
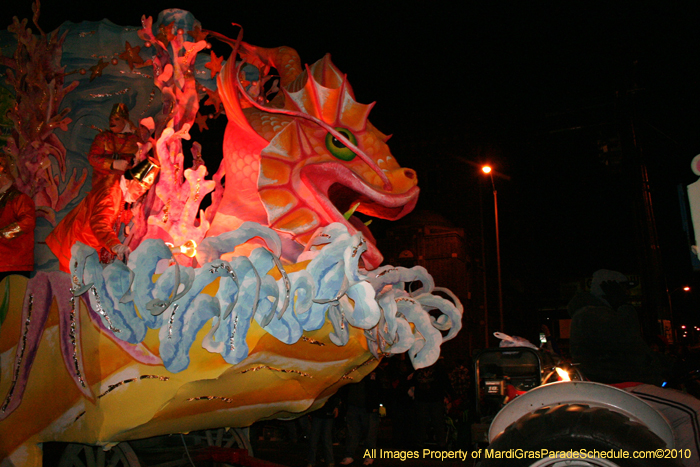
[128,15,219,256]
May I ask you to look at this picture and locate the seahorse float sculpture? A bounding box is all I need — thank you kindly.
[0,9,462,466]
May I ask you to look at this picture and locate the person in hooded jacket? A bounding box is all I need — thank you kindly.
[568,269,664,385]
[568,269,700,467]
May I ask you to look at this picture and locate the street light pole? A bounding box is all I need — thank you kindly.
[479,180,489,347]
[483,165,504,332]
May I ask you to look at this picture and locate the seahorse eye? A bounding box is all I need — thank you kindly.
[325,128,357,161]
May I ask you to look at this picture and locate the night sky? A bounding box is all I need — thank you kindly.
[3,1,700,322]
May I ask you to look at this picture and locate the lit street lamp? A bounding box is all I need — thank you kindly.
[482,165,504,332]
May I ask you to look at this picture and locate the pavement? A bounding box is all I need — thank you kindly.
[249,420,477,467]
[42,418,478,467]
[251,439,477,467]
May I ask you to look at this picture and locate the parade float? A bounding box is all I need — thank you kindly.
[0,6,463,466]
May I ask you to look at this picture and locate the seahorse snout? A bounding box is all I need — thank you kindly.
[385,167,418,192]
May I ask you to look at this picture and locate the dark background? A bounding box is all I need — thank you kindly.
[3,1,700,335]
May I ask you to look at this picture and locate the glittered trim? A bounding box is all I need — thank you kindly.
[340,357,377,381]
[1,294,32,413]
[98,375,170,399]
[209,262,241,350]
[351,238,366,258]
[376,268,399,277]
[119,70,152,79]
[229,315,239,351]
[396,297,418,305]
[239,365,312,378]
[167,304,179,339]
[90,286,121,333]
[301,336,324,346]
[376,331,391,358]
[69,292,86,388]
[186,395,234,404]
[88,88,130,99]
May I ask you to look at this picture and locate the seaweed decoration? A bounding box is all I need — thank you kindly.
[0,1,86,225]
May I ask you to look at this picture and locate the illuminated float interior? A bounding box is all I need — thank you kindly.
[0,6,462,465]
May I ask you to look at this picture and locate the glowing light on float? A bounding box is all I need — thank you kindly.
[165,239,198,257]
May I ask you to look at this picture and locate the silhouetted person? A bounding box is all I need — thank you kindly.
[308,393,340,467]
[413,358,451,448]
[568,269,663,385]
[568,269,700,467]
[388,355,416,448]
[340,369,381,466]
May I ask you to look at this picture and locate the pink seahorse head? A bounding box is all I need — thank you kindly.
[256,55,419,269]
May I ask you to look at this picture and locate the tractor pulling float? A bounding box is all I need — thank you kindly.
[472,344,687,467]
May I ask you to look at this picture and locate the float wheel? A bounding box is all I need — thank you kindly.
[57,442,140,467]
